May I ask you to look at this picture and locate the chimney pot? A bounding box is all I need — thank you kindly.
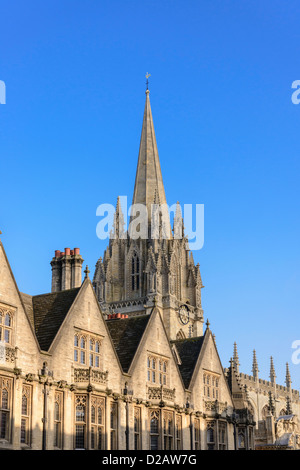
[65,248,70,256]
[74,248,80,255]
[55,250,61,258]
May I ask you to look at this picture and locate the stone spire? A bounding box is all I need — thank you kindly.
[233,342,240,375]
[252,349,259,381]
[131,89,171,235]
[270,356,276,385]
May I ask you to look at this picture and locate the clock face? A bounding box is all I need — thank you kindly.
[178,305,189,325]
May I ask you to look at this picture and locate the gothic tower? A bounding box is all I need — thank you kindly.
[93,88,204,340]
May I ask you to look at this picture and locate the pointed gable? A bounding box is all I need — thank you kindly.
[32,287,80,351]
[171,337,205,389]
[0,240,40,351]
[107,314,151,373]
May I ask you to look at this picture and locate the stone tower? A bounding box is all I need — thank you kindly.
[93,89,204,340]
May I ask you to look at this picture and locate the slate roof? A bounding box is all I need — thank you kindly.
[20,292,35,329]
[171,336,205,389]
[106,314,151,373]
[22,288,80,351]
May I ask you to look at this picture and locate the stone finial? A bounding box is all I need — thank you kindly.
[84,265,90,279]
[206,318,210,330]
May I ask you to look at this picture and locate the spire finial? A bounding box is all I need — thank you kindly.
[145,72,151,92]
[206,318,210,330]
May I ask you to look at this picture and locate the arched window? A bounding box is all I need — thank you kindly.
[238,430,245,449]
[91,396,105,450]
[134,407,141,450]
[131,253,140,291]
[261,404,269,420]
[207,425,215,450]
[150,410,160,450]
[21,385,31,445]
[54,392,63,448]
[163,412,173,450]
[75,395,87,449]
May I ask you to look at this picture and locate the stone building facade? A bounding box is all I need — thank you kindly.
[0,89,298,450]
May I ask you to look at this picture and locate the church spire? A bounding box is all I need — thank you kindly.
[131,87,170,234]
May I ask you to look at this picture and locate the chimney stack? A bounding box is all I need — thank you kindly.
[51,248,84,292]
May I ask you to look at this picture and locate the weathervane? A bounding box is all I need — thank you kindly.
[146,73,151,90]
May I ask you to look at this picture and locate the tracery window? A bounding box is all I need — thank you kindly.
[261,404,269,420]
[238,429,246,450]
[110,401,118,450]
[74,333,101,368]
[75,394,87,449]
[0,376,12,441]
[0,306,14,345]
[206,422,215,450]
[150,410,160,450]
[131,253,140,291]
[21,385,31,445]
[194,418,201,450]
[175,415,182,450]
[91,396,105,450]
[218,421,227,450]
[54,391,63,448]
[134,407,141,450]
[163,411,173,450]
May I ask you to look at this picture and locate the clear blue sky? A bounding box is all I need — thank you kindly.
[1,1,299,391]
